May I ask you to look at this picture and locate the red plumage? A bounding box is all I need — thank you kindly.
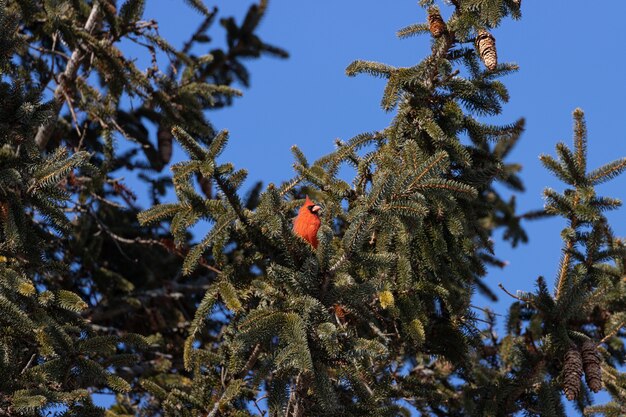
[293,196,322,248]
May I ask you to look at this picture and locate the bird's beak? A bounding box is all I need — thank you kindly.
[311,205,322,214]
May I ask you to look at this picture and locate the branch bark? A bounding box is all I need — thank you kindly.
[35,2,101,149]
[286,373,306,417]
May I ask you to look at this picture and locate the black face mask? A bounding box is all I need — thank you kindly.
[307,205,322,215]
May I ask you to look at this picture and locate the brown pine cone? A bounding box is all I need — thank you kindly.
[333,303,348,324]
[196,173,212,199]
[581,340,602,393]
[158,123,173,165]
[428,7,446,38]
[475,29,498,71]
[562,347,583,400]
[103,0,117,16]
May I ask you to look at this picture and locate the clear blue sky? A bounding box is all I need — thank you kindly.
[100,0,626,413]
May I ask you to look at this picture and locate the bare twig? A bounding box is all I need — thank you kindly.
[76,122,88,151]
[29,44,72,61]
[285,372,303,417]
[87,205,223,274]
[35,2,101,149]
[60,88,82,137]
[90,192,126,209]
[206,344,262,417]
[240,344,261,379]
[134,19,159,31]
[600,319,626,345]
[498,283,536,307]
[252,395,268,416]
[470,304,502,317]
[20,353,36,374]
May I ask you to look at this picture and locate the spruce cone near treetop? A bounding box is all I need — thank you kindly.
[582,339,603,393]
[562,347,584,400]
[475,29,498,71]
[428,7,446,38]
[157,124,173,165]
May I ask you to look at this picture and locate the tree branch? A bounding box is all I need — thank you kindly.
[601,319,626,345]
[35,2,101,149]
[206,344,262,417]
[554,194,579,300]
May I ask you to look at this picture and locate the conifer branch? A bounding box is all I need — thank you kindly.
[206,344,262,417]
[35,2,102,149]
[554,245,573,300]
[554,194,579,300]
[214,172,250,227]
[503,359,546,413]
[426,21,456,88]
[60,88,82,138]
[498,283,536,307]
[279,176,303,197]
[241,343,262,377]
[94,206,225,274]
[588,158,626,185]
[328,253,348,273]
[601,320,626,345]
[286,372,306,417]
[20,353,36,375]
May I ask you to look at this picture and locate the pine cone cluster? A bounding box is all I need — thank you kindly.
[562,341,603,400]
[428,7,446,38]
[582,340,602,393]
[563,347,583,400]
[475,29,497,71]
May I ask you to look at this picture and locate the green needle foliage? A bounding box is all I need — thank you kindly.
[465,110,626,416]
[1,0,286,415]
[137,0,543,415]
[0,4,149,415]
[3,0,626,416]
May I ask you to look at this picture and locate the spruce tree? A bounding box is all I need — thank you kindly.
[1,0,285,415]
[0,3,147,415]
[137,0,532,415]
[3,0,626,416]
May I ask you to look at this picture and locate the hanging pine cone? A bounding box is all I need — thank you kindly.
[428,7,446,38]
[582,340,602,393]
[103,0,117,16]
[562,347,583,400]
[157,123,173,166]
[196,173,212,199]
[475,29,497,71]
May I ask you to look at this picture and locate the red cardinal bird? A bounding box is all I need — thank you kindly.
[293,196,322,248]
